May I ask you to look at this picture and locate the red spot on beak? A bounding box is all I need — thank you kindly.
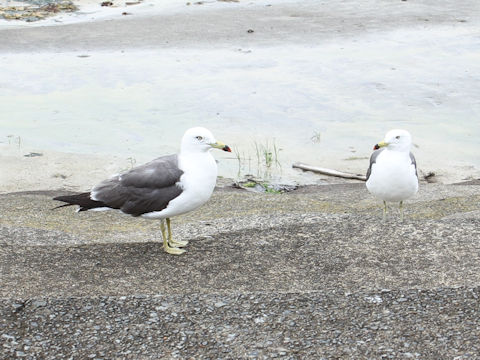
[223,145,232,152]
[373,144,380,150]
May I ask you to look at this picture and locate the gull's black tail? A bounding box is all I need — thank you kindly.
[53,192,109,212]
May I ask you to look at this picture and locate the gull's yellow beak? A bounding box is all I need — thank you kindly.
[210,141,232,152]
[373,141,388,150]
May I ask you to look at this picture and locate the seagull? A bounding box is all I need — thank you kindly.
[366,129,418,221]
[53,127,231,255]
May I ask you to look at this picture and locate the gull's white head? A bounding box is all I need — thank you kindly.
[374,129,413,152]
[180,127,231,154]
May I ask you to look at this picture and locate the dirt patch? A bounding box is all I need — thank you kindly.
[0,0,76,21]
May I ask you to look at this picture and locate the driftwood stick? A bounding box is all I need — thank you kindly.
[292,162,367,181]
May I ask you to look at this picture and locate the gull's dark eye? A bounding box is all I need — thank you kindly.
[196,136,203,141]
[395,135,400,139]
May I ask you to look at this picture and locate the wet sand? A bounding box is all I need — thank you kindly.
[1,0,479,192]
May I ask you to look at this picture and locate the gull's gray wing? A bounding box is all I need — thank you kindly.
[92,154,184,216]
[366,147,385,181]
[410,152,418,178]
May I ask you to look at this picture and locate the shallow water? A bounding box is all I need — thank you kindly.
[1,26,479,185]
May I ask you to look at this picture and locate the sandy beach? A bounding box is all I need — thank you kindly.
[1,0,479,193]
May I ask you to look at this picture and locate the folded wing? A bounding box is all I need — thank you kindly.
[92,154,184,216]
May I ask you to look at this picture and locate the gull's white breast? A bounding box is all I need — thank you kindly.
[366,150,418,202]
[142,152,218,219]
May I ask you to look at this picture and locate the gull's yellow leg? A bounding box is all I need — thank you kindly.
[161,219,185,255]
[399,201,404,222]
[167,218,189,248]
[383,200,387,221]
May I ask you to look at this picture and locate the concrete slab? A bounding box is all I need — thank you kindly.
[1,182,479,358]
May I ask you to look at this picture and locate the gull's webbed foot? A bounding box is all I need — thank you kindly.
[161,218,186,255]
[163,242,186,255]
[169,239,189,248]
[166,218,189,249]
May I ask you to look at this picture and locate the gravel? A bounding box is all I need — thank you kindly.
[1,289,480,359]
[1,182,479,358]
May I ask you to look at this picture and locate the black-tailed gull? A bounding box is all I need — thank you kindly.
[53,127,231,255]
[366,129,418,221]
